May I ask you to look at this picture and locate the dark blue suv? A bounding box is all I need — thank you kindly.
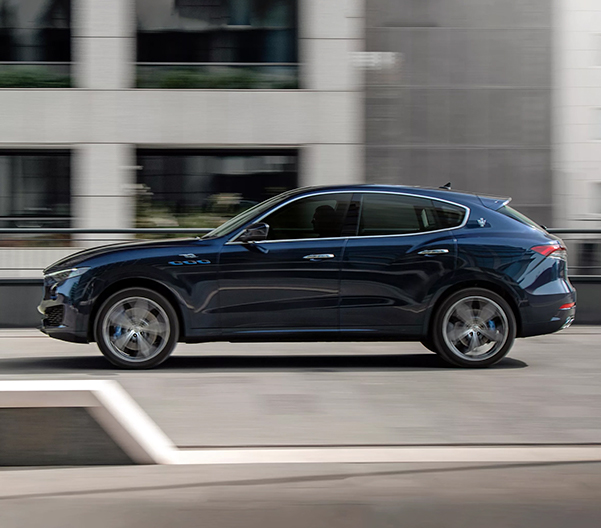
[39,185,576,369]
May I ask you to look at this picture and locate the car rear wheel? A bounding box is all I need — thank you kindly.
[94,287,179,369]
[432,288,516,368]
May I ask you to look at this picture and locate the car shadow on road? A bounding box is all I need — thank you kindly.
[0,353,528,373]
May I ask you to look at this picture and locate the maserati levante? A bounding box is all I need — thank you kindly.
[39,185,576,369]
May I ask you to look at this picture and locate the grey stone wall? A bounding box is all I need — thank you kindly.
[365,0,553,226]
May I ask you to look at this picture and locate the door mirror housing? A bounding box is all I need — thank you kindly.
[238,222,269,243]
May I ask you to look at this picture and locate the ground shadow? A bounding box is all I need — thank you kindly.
[0,353,528,373]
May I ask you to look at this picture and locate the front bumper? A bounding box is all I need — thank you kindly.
[38,276,91,343]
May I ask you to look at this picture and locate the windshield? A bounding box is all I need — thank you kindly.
[498,205,546,232]
[202,189,300,239]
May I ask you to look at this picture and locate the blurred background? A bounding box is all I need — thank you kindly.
[0,0,599,322]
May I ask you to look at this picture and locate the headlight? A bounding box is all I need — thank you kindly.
[45,267,90,283]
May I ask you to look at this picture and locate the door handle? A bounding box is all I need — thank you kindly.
[303,253,335,260]
[418,249,449,256]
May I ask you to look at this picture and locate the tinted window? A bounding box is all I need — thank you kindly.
[434,202,466,229]
[357,194,465,236]
[263,194,351,240]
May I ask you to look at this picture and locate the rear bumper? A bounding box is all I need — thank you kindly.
[519,282,577,337]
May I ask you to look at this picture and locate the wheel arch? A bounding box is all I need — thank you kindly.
[88,277,186,342]
[424,280,523,338]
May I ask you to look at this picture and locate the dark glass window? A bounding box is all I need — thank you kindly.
[435,201,466,229]
[263,194,352,240]
[0,0,71,87]
[356,194,465,236]
[0,150,71,228]
[136,149,298,228]
[136,0,297,63]
[135,0,298,88]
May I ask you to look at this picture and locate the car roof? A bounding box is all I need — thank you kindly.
[290,184,508,208]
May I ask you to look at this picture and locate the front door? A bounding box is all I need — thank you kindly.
[218,193,352,335]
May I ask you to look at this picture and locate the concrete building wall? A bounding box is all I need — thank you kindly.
[364,0,554,226]
[554,0,601,227]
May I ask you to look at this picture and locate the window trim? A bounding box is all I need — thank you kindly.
[225,190,470,245]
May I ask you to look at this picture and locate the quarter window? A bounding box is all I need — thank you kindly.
[356,194,465,236]
[263,194,352,241]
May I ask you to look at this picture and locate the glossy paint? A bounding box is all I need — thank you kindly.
[39,185,576,345]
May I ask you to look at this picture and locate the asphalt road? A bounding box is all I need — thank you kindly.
[2,327,601,527]
[0,326,600,447]
[2,462,601,528]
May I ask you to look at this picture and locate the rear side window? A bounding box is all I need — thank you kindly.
[497,205,545,231]
[356,194,465,236]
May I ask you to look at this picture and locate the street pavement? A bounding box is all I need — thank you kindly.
[2,326,601,527]
[2,462,601,527]
[0,326,599,447]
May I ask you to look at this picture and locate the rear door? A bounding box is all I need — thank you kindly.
[340,192,465,334]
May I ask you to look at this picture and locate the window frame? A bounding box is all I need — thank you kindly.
[226,190,470,244]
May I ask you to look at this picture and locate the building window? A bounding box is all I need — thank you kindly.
[135,0,298,89]
[136,149,298,228]
[0,150,71,228]
[0,0,71,88]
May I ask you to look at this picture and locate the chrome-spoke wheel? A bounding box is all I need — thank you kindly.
[442,296,509,362]
[102,296,170,363]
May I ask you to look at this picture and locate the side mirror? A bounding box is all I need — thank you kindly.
[238,222,269,243]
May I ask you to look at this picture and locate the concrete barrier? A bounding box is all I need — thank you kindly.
[0,380,177,466]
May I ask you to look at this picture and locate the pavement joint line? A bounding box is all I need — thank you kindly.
[171,446,601,465]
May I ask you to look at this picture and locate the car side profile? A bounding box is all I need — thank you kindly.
[39,185,576,369]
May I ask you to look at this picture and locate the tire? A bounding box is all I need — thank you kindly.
[94,287,179,369]
[431,288,516,368]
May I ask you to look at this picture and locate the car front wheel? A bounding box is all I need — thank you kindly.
[94,287,179,369]
[432,288,516,368]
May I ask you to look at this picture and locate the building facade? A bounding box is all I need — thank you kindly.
[0,0,364,240]
[0,0,599,281]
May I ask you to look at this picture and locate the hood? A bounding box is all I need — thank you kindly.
[43,237,200,274]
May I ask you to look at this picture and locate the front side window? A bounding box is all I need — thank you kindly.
[136,0,298,89]
[263,194,352,241]
[0,0,71,87]
[356,194,465,237]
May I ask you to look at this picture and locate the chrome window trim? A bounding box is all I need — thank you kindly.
[225,190,471,245]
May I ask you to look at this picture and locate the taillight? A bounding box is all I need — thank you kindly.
[531,244,568,262]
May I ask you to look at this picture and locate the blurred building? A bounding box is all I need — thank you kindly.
[0,0,598,236]
[0,0,363,233]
